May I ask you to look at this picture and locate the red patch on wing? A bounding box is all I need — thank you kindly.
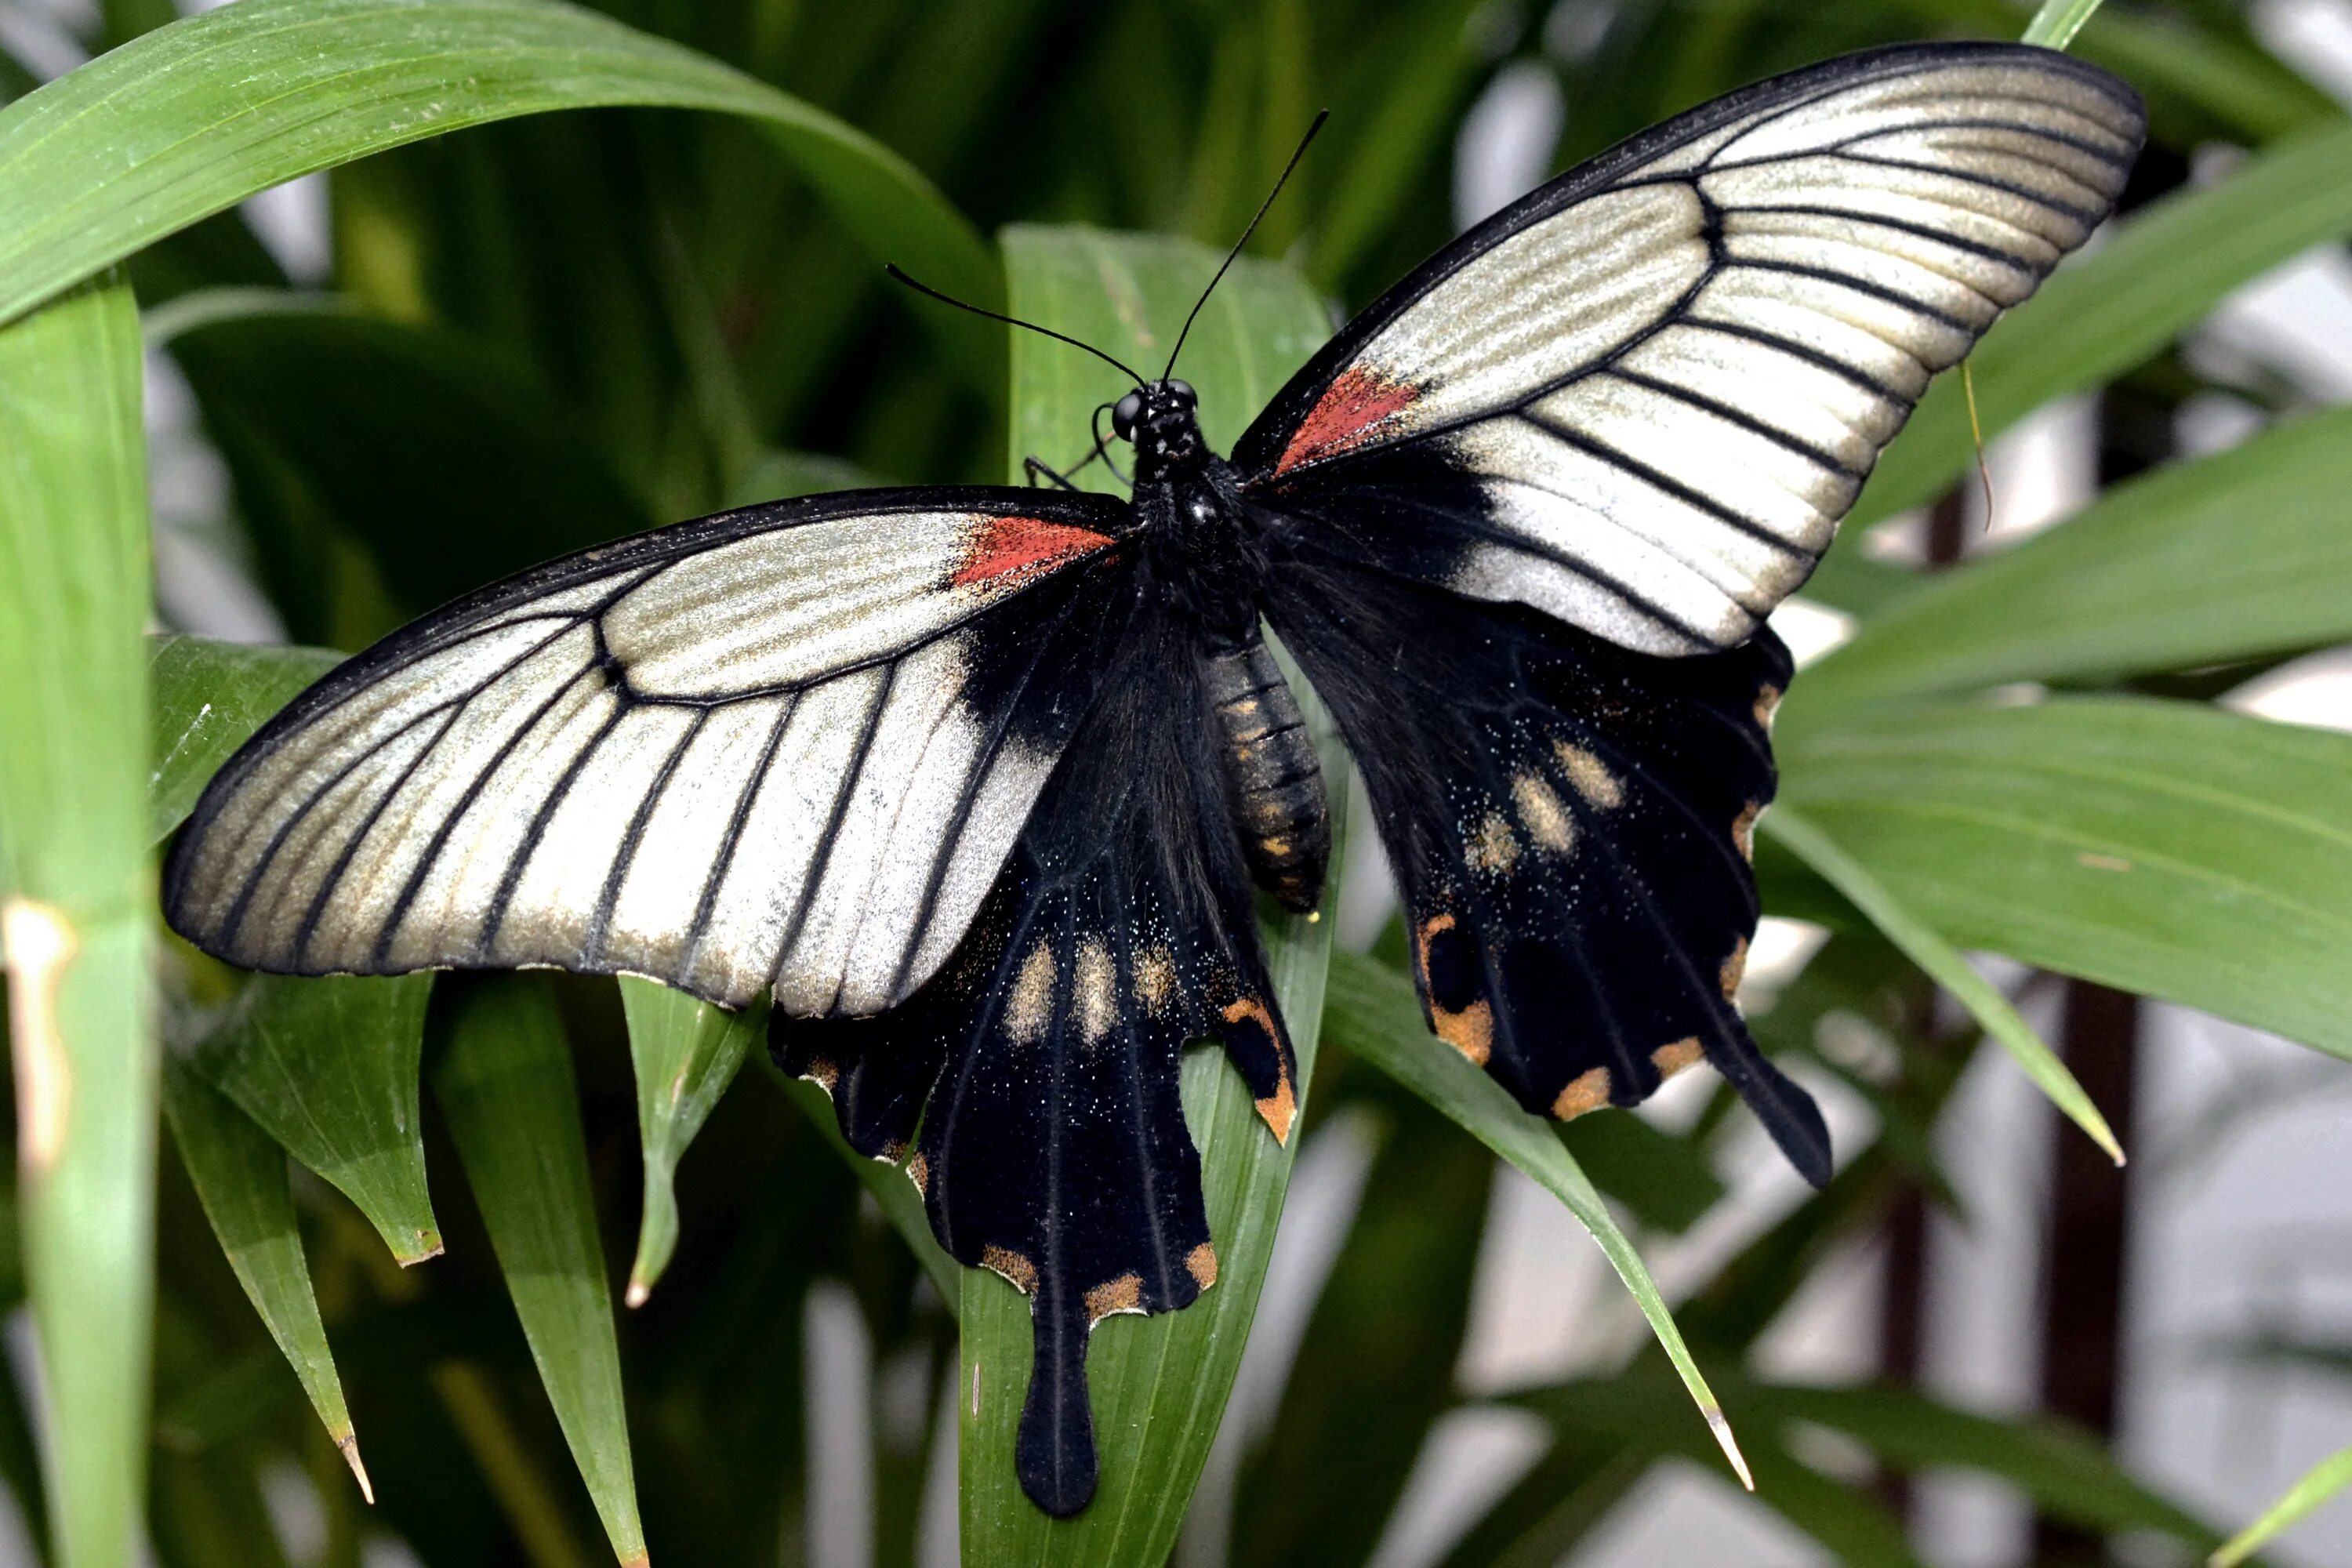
[950,514,1113,591]
[1275,363,1421,475]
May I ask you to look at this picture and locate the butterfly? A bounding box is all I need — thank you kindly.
[164,41,2143,1515]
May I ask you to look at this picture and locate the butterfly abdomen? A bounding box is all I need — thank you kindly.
[1202,630,1328,913]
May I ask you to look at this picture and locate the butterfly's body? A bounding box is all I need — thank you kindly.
[162,42,2146,1519]
[1125,378,1334,913]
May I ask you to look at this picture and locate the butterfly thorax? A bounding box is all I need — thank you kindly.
[1124,389,1330,914]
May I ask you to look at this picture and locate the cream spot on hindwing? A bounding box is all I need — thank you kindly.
[1555,742,1624,808]
[1135,946,1177,1015]
[1466,811,1520,877]
[1005,941,1055,1044]
[1076,938,1117,1047]
[1512,771,1575,854]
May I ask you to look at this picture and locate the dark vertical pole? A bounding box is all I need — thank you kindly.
[2031,982,2141,1564]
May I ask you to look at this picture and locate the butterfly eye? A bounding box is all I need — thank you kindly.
[1167,379,1196,405]
[1112,390,1144,441]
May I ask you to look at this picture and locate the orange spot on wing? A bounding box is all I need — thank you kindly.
[1552,1068,1612,1120]
[951,514,1112,591]
[1275,364,1421,475]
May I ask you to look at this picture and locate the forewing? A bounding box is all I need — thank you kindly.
[1237,42,2143,655]
[774,601,1294,1517]
[1268,551,1829,1184]
[163,488,1132,1013]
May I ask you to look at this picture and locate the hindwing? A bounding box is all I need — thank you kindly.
[165,488,1131,1013]
[775,594,1299,1516]
[1267,551,1829,1182]
[1238,42,2143,655]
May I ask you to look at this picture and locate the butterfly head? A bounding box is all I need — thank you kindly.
[1111,379,1205,483]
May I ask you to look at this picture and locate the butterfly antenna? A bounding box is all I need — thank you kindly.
[885,264,1147,388]
[1163,109,1330,382]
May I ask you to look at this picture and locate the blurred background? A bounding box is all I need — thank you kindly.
[3,0,2351,1563]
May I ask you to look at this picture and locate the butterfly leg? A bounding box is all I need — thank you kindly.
[1022,456,1083,491]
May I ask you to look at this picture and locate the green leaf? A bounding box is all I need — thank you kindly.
[0,0,998,379]
[159,1057,371,1501]
[1762,806,2122,1163]
[1233,1094,1494,1568]
[434,976,646,1568]
[2212,1444,2352,1567]
[1854,119,2352,526]
[1559,1109,1726,1236]
[618,978,765,1308]
[1323,949,1753,1489]
[1757,1381,2231,1547]
[148,634,343,845]
[958,224,1339,1561]
[189,972,442,1266]
[2021,0,2105,48]
[157,292,655,625]
[1779,698,2352,1064]
[771,1073,960,1309]
[0,271,155,1568]
[1806,408,2352,709]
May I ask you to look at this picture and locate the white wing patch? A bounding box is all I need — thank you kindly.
[1261,49,2141,655]
[166,502,1119,1012]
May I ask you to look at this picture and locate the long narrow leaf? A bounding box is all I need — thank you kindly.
[773,1074,960,1308]
[148,635,342,845]
[0,272,154,1568]
[0,0,997,379]
[1762,807,2122,1163]
[436,977,646,1567]
[2021,0,2107,48]
[2212,1445,2352,1567]
[1324,950,1754,1489]
[959,226,1340,1563]
[618,978,765,1307]
[160,1057,371,1500]
[1854,119,2352,525]
[1805,408,2352,709]
[1780,699,2352,1065]
[191,972,442,1265]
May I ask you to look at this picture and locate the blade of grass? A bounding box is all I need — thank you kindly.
[160,1056,371,1500]
[959,225,1338,1563]
[1762,807,2122,1164]
[0,0,998,383]
[2021,0,2106,49]
[617,978,766,1308]
[1805,407,2352,709]
[435,976,646,1567]
[1323,949,1754,1490]
[0,271,154,1568]
[2211,1445,2352,1567]
[190,972,442,1265]
[1853,119,2352,527]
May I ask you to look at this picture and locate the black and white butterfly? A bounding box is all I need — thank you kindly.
[165,42,2143,1515]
